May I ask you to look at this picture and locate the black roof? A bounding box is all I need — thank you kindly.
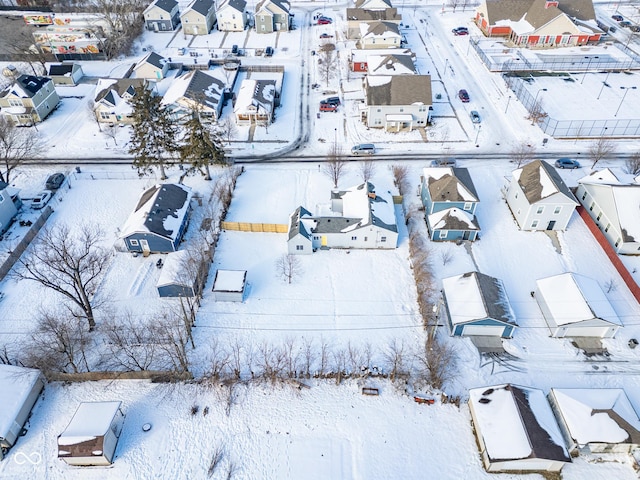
[189,0,214,16]
[48,64,74,76]
[135,184,190,238]
[152,0,178,13]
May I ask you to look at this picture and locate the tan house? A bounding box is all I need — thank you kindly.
[0,75,59,125]
[346,8,401,39]
[93,78,147,125]
[216,0,247,32]
[133,52,169,80]
[46,63,84,85]
[358,21,401,49]
[181,0,216,35]
[355,0,393,10]
[254,0,292,34]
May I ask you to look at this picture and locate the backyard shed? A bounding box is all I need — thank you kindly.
[548,388,640,455]
[468,384,571,473]
[156,250,204,297]
[535,273,622,338]
[0,365,45,460]
[58,401,124,466]
[212,269,246,302]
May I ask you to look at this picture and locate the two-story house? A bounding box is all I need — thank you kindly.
[144,0,181,32]
[93,78,147,125]
[346,8,401,39]
[506,160,578,231]
[254,0,292,33]
[216,0,247,32]
[358,21,401,49]
[0,75,59,125]
[181,0,216,35]
[132,52,169,81]
[234,79,277,126]
[421,167,480,241]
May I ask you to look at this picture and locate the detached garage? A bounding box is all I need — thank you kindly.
[441,271,517,338]
[535,273,622,338]
[212,270,247,302]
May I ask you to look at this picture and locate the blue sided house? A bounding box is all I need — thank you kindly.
[420,167,480,242]
[441,271,517,338]
[120,183,193,254]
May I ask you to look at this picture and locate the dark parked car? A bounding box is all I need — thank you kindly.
[458,89,470,102]
[555,158,581,169]
[430,158,457,168]
[265,46,274,57]
[470,111,481,123]
[231,44,238,54]
[45,172,65,190]
[620,21,632,27]
[610,26,617,33]
[612,14,624,21]
[319,33,333,39]
[324,96,340,106]
[452,27,469,36]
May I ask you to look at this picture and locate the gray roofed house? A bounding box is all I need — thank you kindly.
[362,75,432,131]
[144,0,181,31]
[0,75,59,125]
[254,0,292,33]
[346,8,401,39]
[133,52,170,80]
[46,63,83,85]
[93,78,147,125]
[216,0,247,31]
[367,54,416,75]
[234,78,277,126]
[506,160,578,231]
[120,183,193,253]
[359,20,401,49]
[181,0,216,35]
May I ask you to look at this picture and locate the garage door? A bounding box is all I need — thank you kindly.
[462,325,505,336]
[564,327,610,338]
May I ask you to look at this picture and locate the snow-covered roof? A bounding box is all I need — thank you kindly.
[428,207,479,231]
[234,79,276,116]
[157,250,194,287]
[58,401,121,446]
[469,384,570,464]
[442,272,516,326]
[213,270,246,293]
[423,167,479,203]
[535,273,622,326]
[550,388,640,447]
[135,52,167,71]
[350,48,414,64]
[120,183,193,240]
[1,75,51,99]
[366,54,416,76]
[578,168,621,185]
[161,69,226,112]
[513,160,577,205]
[0,365,42,441]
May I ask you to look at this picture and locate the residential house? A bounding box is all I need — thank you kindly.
[0,75,59,125]
[475,0,602,48]
[216,0,247,32]
[120,183,193,254]
[133,52,169,81]
[254,0,292,34]
[441,272,517,338]
[212,270,247,301]
[162,68,233,123]
[535,272,622,338]
[93,78,147,125]
[58,402,124,466]
[46,62,83,85]
[420,167,480,241]
[156,250,204,297]
[366,53,416,75]
[349,47,414,72]
[548,388,640,455]
[469,384,571,473]
[0,182,20,235]
[358,21,401,49]
[144,0,181,32]
[575,169,640,255]
[355,0,393,10]
[361,75,432,131]
[506,160,578,231]
[346,8,401,39]
[234,78,276,126]
[287,182,398,254]
[181,0,216,35]
[0,365,45,460]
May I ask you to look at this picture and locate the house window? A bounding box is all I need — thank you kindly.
[130,239,139,246]
[554,206,561,214]
[463,202,472,211]
[531,220,539,228]
[581,192,587,200]
[377,109,381,112]
[296,245,304,251]
[232,14,236,19]
[605,223,610,232]
[596,212,602,221]
[100,112,111,120]
[514,193,518,199]
[589,202,595,211]
[351,236,357,241]
[380,236,386,242]
[615,238,621,247]
[0,193,4,203]
[313,236,319,240]
[364,236,368,241]
[439,231,447,239]
[536,206,544,214]
[9,99,22,107]
[399,108,404,112]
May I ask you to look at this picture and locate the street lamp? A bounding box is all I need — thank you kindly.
[614,86,637,117]
[505,95,512,114]
[531,88,547,125]
[597,70,612,100]
[443,58,449,77]
[474,124,481,145]
[580,56,598,85]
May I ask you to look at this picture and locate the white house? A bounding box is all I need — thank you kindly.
[354,0,393,10]
[358,21,401,49]
[212,269,247,302]
[346,8,401,39]
[535,272,622,338]
[575,169,640,255]
[548,388,640,455]
[288,182,398,254]
[216,0,247,31]
[506,160,578,231]
[93,78,147,125]
[361,75,432,131]
[133,52,169,81]
[234,78,276,126]
[468,384,571,473]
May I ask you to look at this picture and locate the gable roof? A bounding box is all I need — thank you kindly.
[355,0,393,8]
[482,0,595,25]
[514,160,577,204]
[94,78,145,106]
[346,8,400,21]
[288,206,313,240]
[120,183,193,240]
[185,0,215,16]
[0,365,42,443]
[256,0,290,14]
[47,63,75,76]
[1,75,51,99]
[218,0,246,12]
[157,250,196,288]
[234,78,276,116]
[136,52,166,70]
[367,54,416,75]
[423,167,479,203]
[145,0,178,14]
[365,75,432,106]
[161,69,225,111]
[59,402,122,443]
[443,272,516,327]
[361,20,400,38]
[428,207,479,231]
[550,388,640,447]
[469,384,571,464]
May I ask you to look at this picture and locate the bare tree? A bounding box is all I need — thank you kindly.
[207,444,226,478]
[625,152,640,175]
[383,339,409,382]
[101,314,159,371]
[88,0,147,59]
[275,254,302,284]
[104,123,119,146]
[447,0,460,12]
[322,143,347,188]
[358,160,376,184]
[588,136,616,168]
[0,117,45,183]
[414,339,457,390]
[527,99,548,126]
[510,140,535,168]
[13,223,110,331]
[151,313,191,373]
[391,164,411,194]
[218,117,238,145]
[317,45,337,87]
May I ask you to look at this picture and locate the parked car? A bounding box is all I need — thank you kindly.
[265,46,274,57]
[612,14,624,21]
[452,27,469,36]
[319,102,338,112]
[620,21,632,27]
[458,89,470,102]
[319,33,333,39]
[554,158,581,169]
[324,96,340,106]
[430,158,457,168]
[231,44,238,54]
[631,25,640,32]
[31,190,52,210]
[317,16,332,25]
[351,144,376,155]
[610,26,617,33]
[45,172,65,190]
[470,111,481,123]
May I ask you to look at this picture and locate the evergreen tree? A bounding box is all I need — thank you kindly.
[128,85,178,179]
[179,109,227,181]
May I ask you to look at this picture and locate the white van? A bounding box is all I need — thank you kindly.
[351,144,376,156]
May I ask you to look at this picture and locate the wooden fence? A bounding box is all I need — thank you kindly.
[221,221,288,233]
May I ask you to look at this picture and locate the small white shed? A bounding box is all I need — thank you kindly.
[0,365,45,459]
[212,269,246,302]
[535,273,622,338]
[58,401,125,466]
